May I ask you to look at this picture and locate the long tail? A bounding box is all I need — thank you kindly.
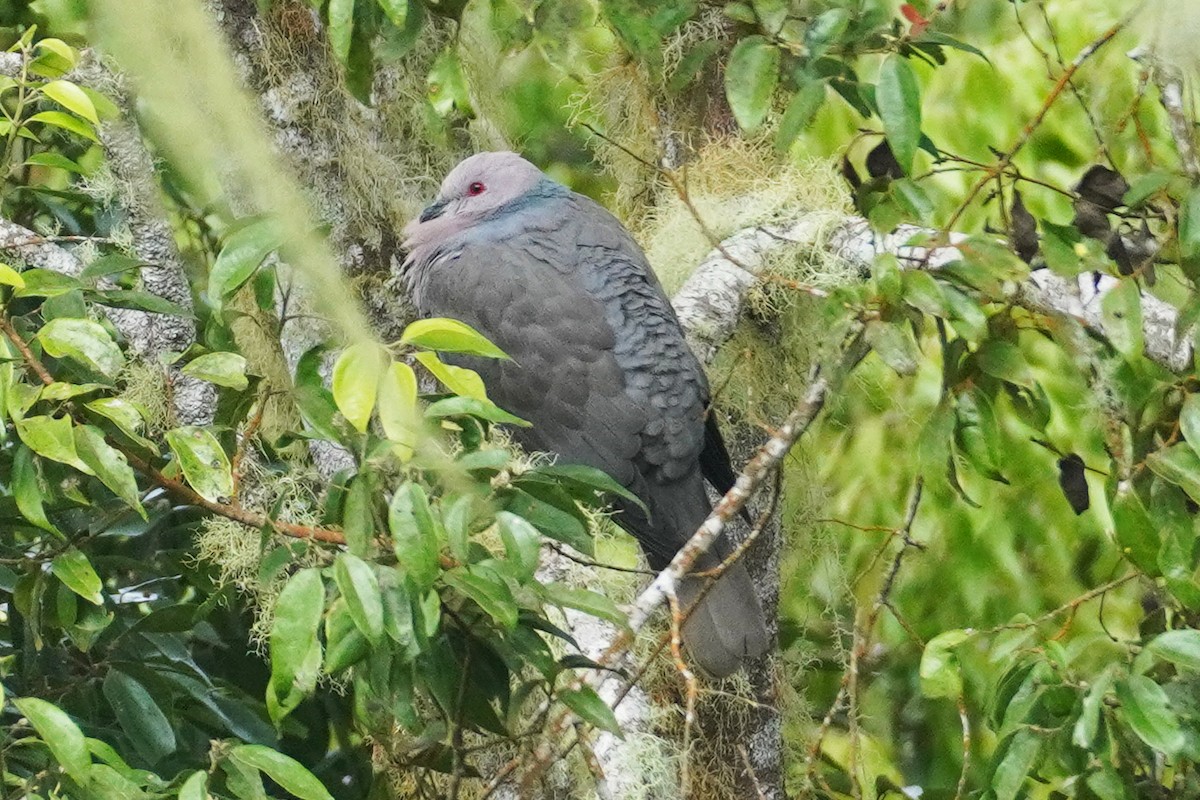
[678,556,770,679]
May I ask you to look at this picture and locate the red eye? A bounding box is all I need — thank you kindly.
[467,181,486,196]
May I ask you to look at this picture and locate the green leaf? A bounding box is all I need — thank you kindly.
[441,494,475,563]
[1116,675,1185,755]
[524,463,647,513]
[1183,394,1200,459]
[1112,489,1161,574]
[1101,279,1144,357]
[975,340,1034,389]
[425,395,530,426]
[919,628,972,698]
[992,729,1041,800]
[775,79,826,152]
[166,426,233,502]
[389,482,441,590]
[81,254,146,280]
[102,669,177,765]
[1073,668,1116,748]
[504,489,593,555]
[560,686,622,736]
[91,289,190,317]
[24,151,84,174]
[865,319,920,376]
[443,566,518,629]
[1147,629,1200,671]
[85,398,149,445]
[377,361,420,459]
[0,261,25,287]
[901,267,948,317]
[401,318,508,359]
[1180,186,1200,267]
[51,549,103,605]
[16,415,94,474]
[496,511,541,581]
[209,219,281,312]
[1146,444,1200,506]
[32,38,78,77]
[230,745,334,800]
[28,110,98,142]
[15,268,80,297]
[269,568,325,723]
[73,424,145,517]
[13,444,60,536]
[543,582,627,627]
[41,381,105,401]
[334,553,385,644]
[332,342,388,433]
[182,352,249,390]
[324,599,370,674]
[725,36,779,131]
[13,697,91,782]
[876,55,922,174]
[414,351,487,400]
[41,79,99,124]
[342,474,375,557]
[178,770,208,800]
[38,318,125,377]
[376,0,409,27]
[328,0,355,65]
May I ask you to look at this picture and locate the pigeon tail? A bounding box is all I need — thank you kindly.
[678,556,770,679]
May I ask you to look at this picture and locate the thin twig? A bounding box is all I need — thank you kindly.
[667,590,699,797]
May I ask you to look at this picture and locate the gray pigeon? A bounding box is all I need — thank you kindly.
[402,151,769,677]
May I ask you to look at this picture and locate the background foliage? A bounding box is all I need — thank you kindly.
[1,0,1199,799]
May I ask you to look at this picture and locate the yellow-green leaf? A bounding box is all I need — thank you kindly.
[332,341,388,432]
[41,79,99,124]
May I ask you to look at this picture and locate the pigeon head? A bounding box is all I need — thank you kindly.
[403,151,545,251]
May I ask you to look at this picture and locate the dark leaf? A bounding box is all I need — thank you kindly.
[1056,454,1089,515]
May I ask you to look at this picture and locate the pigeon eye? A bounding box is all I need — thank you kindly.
[467,181,486,196]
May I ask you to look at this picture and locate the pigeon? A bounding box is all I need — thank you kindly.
[402,151,769,677]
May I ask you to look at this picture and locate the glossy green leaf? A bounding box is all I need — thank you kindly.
[342,474,375,557]
[865,319,920,376]
[14,697,91,782]
[166,426,233,503]
[1146,444,1200,506]
[14,268,80,297]
[1100,279,1143,357]
[51,549,103,605]
[992,729,1040,800]
[1116,675,1184,755]
[334,553,385,644]
[324,599,370,674]
[178,770,209,800]
[16,415,94,474]
[725,36,779,131]
[1180,186,1200,266]
[102,669,177,765]
[414,351,487,400]
[389,482,441,590]
[376,0,409,27]
[377,361,420,459]
[332,341,387,433]
[1073,667,1115,748]
[496,511,541,581]
[28,109,98,142]
[269,568,325,723]
[560,686,622,736]
[543,582,627,627]
[424,395,530,426]
[775,79,826,152]
[0,261,25,287]
[74,424,145,517]
[41,79,99,124]
[877,55,922,174]
[1147,629,1200,671]
[443,566,518,629]
[230,745,334,800]
[1183,394,1200,459]
[209,219,281,311]
[13,444,60,536]
[524,463,647,513]
[182,351,249,390]
[401,317,508,359]
[328,0,355,65]
[38,317,125,377]
[976,340,1034,389]
[919,628,972,698]
[91,289,190,317]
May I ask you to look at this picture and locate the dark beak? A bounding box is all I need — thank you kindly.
[419,199,448,222]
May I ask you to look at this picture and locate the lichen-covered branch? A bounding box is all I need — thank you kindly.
[675,214,1189,373]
